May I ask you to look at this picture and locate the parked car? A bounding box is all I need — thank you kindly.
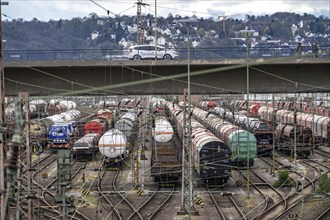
[128,45,179,60]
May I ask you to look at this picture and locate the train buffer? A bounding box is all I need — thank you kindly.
[322,157,328,162]
[42,173,48,179]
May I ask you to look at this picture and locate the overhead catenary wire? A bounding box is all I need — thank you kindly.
[89,0,117,16]
[250,66,330,92]
[8,60,126,95]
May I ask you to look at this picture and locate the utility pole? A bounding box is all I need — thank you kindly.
[0,1,9,219]
[294,82,298,164]
[19,92,34,220]
[177,89,197,218]
[272,93,275,175]
[177,18,198,218]
[219,14,228,37]
[240,29,254,199]
[311,93,315,155]
[154,0,157,60]
[136,0,148,44]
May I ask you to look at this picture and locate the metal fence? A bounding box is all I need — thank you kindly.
[4,45,330,61]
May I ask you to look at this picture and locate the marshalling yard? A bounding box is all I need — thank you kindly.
[1,93,330,220]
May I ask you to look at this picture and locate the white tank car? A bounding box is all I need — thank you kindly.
[114,112,136,138]
[152,116,174,142]
[98,129,128,159]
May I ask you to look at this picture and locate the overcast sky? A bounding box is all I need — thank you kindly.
[2,0,330,21]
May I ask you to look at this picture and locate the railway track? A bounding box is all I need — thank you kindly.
[207,185,246,220]
[96,168,122,220]
[261,157,319,220]
[246,169,287,220]
[144,186,176,220]
[315,205,330,220]
[314,149,330,160]
[31,157,89,219]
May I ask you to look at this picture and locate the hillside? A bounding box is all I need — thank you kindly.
[3,12,329,50]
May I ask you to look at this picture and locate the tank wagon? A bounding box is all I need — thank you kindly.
[151,113,181,183]
[152,115,174,143]
[98,129,128,166]
[275,123,312,158]
[84,119,108,135]
[75,113,97,136]
[97,111,137,166]
[73,133,101,160]
[191,107,257,167]
[165,102,231,185]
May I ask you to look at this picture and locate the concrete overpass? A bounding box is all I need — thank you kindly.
[3,58,330,96]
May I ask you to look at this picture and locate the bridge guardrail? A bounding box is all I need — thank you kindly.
[4,46,330,61]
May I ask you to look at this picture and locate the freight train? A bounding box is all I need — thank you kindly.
[190,106,257,167]
[234,116,273,156]
[277,101,330,117]
[114,112,137,141]
[211,106,273,156]
[98,111,138,166]
[165,102,231,185]
[229,99,330,117]
[258,107,330,146]
[150,109,181,183]
[73,133,101,160]
[72,110,112,160]
[29,110,81,151]
[275,123,312,158]
[28,99,48,119]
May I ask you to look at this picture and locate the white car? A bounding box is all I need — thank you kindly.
[128,45,179,60]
